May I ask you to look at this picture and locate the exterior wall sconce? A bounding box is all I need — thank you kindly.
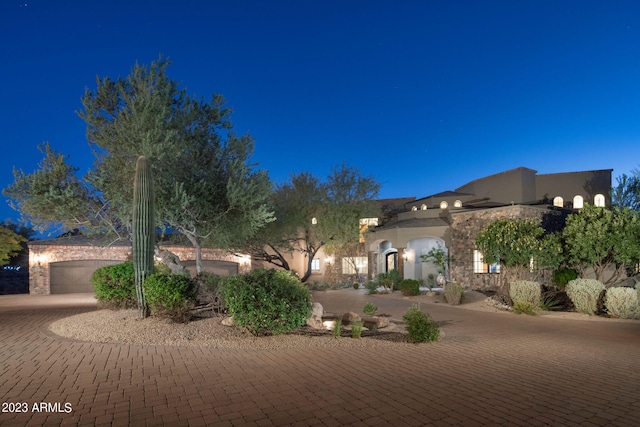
[402,249,408,262]
[325,256,333,265]
[311,217,317,225]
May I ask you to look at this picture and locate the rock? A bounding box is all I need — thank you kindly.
[362,315,389,330]
[341,311,362,326]
[306,302,324,329]
[221,316,236,327]
[155,248,189,276]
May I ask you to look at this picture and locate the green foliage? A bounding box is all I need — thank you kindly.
[509,280,541,306]
[562,205,640,285]
[539,293,563,311]
[143,273,196,323]
[612,171,640,211]
[351,320,363,339]
[553,268,578,290]
[402,305,440,343]
[566,279,605,315]
[333,318,342,338]
[352,282,359,289]
[444,282,464,305]
[244,164,381,282]
[363,303,378,316]
[0,227,27,266]
[475,219,561,277]
[513,301,537,315]
[91,262,137,309]
[399,279,421,296]
[376,269,402,293]
[420,244,449,275]
[365,280,378,295]
[604,287,638,319]
[222,269,311,336]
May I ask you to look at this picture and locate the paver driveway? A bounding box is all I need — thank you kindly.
[1,290,640,426]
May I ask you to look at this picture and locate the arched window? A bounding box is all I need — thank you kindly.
[453,200,462,208]
[411,206,417,211]
[594,194,605,207]
[440,201,448,210]
[553,196,563,207]
[420,204,427,211]
[573,195,584,209]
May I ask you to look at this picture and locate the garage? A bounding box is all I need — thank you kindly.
[50,260,123,294]
[182,260,239,277]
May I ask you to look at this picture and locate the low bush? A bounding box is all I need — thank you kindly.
[363,302,378,316]
[91,262,136,309]
[566,279,605,315]
[333,318,342,338]
[444,282,464,305]
[376,270,401,293]
[144,273,196,323]
[553,268,578,290]
[510,280,541,306]
[399,279,421,296]
[513,301,537,315]
[222,269,311,336]
[351,320,363,338]
[402,305,440,343]
[604,287,638,319]
[365,280,378,295]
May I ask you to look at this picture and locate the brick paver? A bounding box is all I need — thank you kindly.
[1,291,640,426]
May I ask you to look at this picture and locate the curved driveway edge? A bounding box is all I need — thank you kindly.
[1,291,640,426]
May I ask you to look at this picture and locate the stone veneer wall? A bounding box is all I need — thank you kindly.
[28,243,251,295]
[449,205,561,291]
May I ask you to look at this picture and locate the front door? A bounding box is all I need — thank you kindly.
[385,252,397,272]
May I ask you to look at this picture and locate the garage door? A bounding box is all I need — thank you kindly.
[182,260,238,277]
[50,260,123,294]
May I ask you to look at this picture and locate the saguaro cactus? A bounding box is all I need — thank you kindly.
[133,156,155,318]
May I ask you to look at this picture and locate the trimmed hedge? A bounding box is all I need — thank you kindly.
[223,269,311,336]
[399,279,421,296]
[144,273,196,322]
[604,287,638,319]
[566,279,605,315]
[510,280,541,307]
[91,262,136,309]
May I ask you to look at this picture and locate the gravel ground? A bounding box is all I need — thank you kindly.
[49,309,413,349]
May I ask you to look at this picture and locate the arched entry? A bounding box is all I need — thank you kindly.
[385,251,397,272]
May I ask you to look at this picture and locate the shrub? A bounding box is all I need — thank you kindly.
[375,271,397,293]
[363,302,378,316]
[333,318,342,338]
[144,273,196,322]
[513,301,537,315]
[399,279,421,296]
[351,320,363,338]
[365,280,378,295]
[604,287,638,319]
[509,280,541,306]
[566,279,605,315]
[352,282,359,289]
[444,282,464,305]
[539,292,563,311]
[402,305,440,343]
[91,262,136,309]
[222,269,311,336]
[553,268,578,290]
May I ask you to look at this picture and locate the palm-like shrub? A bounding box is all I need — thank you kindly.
[604,287,638,319]
[566,279,605,315]
[223,269,311,336]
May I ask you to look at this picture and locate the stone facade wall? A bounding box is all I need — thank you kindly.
[449,205,562,291]
[28,242,250,295]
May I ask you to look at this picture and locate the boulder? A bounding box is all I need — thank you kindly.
[306,302,324,329]
[341,311,362,326]
[221,316,236,327]
[362,315,389,330]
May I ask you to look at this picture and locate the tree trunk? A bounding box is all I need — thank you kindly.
[183,231,203,275]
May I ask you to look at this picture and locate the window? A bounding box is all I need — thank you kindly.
[342,257,368,275]
[573,195,584,209]
[420,204,427,210]
[311,258,320,271]
[411,206,417,211]
[553,196,563,207]
[454,200,462,208]
[594,194,605,207]
[473,250,500,274]
[440,201,448,209]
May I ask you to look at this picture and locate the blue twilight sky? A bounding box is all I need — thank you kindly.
[2,0,640,231]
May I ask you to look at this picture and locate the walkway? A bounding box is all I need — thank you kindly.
[1,290,640,426]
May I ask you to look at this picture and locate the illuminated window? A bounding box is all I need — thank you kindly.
[454,200,462,208]
[594,194,605,207]
[411,206,417,211]
[421,204,427,211]
[473,250,500,274]
[342,257,368,275]
[573,195,584,209]
[553,196,563,207]
[440,201,448,209]
[311,258,320,271]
